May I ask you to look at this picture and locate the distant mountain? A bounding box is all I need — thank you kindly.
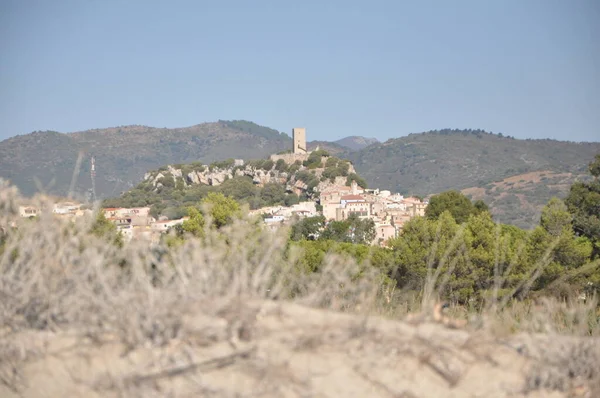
[334,136,380,151]
[347,128,600,229]
[307,140,349,156]
[0,120,291,199]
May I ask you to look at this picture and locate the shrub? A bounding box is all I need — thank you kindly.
[209,158,235,171]
[275,159,288,172]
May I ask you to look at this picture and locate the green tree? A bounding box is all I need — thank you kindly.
[290,215,325,241]
[90,212,123,247]
[540,197,572,236]
[284,193,300,207]
[219,177,258,203]
[319,214,375,245]
[346,173,367,189]
[588,154,600,178]
[388,212,462,293]
[275,159,288,172]
[260,183,286,206]
[304,150,330,168]
[388,211,533,303]
[291,239,390,275]
[565,154,600,257]
[473,199,490,215]
[350,216,376,245]
[325,157,338,168]
[260,159,274,171]
[425,190,479,224]
[319,220,351,243]
[529,225,593,293]
[180,207,205,237]
[201,192,241,228]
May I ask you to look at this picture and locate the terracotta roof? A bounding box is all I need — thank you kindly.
[403,197,423,203]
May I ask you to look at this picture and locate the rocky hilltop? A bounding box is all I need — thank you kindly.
[142,152,358,198]
[102,151,367,216]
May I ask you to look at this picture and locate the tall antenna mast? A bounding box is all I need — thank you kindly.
[90,155,97,202]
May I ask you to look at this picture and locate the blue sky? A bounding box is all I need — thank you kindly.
[1,0,598,142]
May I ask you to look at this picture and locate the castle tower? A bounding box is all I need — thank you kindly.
[292,128,307,154]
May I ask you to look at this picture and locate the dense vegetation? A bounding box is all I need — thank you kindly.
[103,174,301,219]
[565,154,600,258]
[425,190,490,223]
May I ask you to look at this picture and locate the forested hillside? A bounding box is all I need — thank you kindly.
[0,121,291,199]
[348,129,600,228]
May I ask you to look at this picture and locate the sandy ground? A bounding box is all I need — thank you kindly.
[1,300,597,398]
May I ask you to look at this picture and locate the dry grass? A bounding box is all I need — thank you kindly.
[1,179,599,397]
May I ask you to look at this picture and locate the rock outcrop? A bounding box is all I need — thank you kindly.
[142,156,358,198]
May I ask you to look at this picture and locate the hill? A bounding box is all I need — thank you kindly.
[306,140,349,155]
[348,129,600,229]
[0,121,371,200]
[0,120,291,199]
[334,135,380,151]
[103,151,361,218]
[2,123,599,229]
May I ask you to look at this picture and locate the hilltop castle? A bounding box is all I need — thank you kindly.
[270,127,311,164]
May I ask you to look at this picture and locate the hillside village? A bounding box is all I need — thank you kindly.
[252,180,426,246]
[16,128,428,246]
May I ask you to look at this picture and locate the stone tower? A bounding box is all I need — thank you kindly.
[293,128,307,154]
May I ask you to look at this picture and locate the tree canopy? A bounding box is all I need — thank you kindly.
[388,207,593,303]
[425,190,488,224]
[201,192,241,229]
[564,154,600,257]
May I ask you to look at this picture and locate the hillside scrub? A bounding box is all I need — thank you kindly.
[103,175,298,216]
[104,152,357,217]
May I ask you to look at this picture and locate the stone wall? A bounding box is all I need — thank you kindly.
[269,153,309,165]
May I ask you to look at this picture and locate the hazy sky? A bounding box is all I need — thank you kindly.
[1,0,598,142]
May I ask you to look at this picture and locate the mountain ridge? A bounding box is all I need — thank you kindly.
[334,135,380,151]
[1,123,599,229]
[347,128,600,228]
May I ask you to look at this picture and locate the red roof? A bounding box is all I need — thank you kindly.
[403,197,423,203]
